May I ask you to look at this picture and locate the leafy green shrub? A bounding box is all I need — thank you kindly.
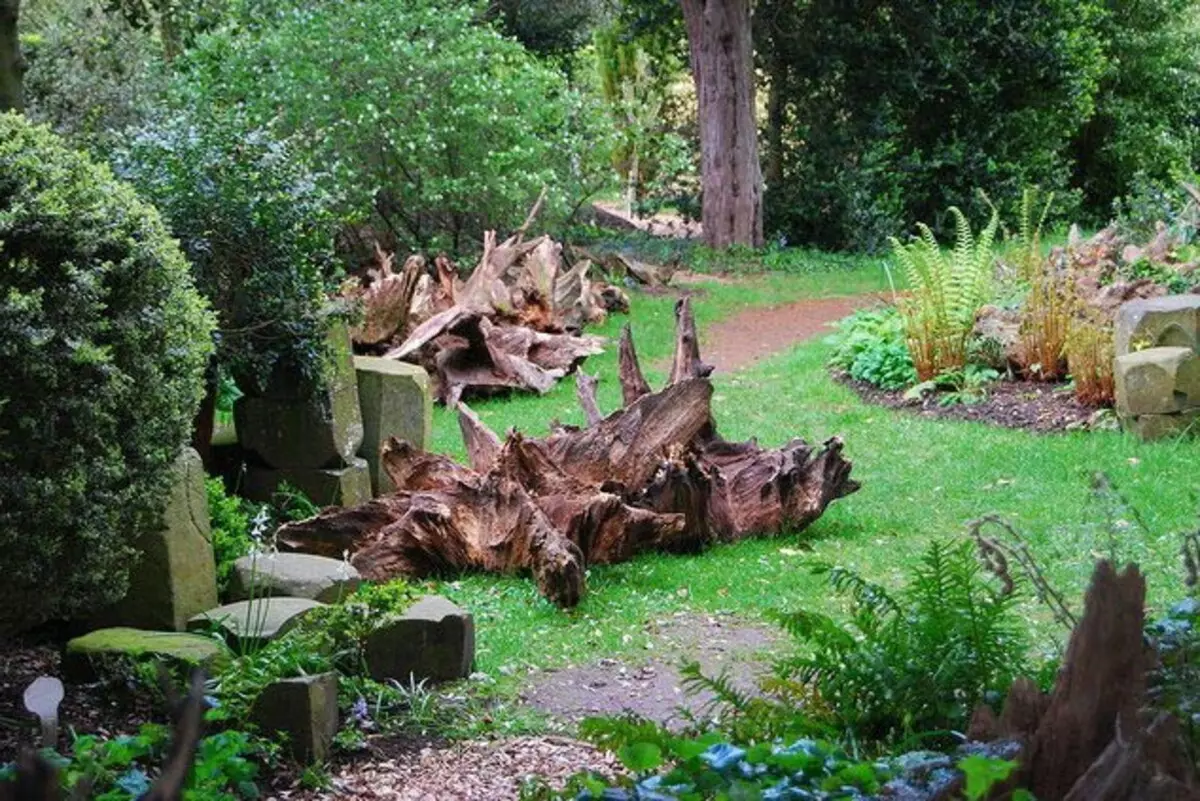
[759,0,1102,250]
[775,541,1027,749]
[0,113,213,635]
[171,0,612,254]
[206,478,261,594]
[112,107,341,393]
[20,0,165,151]
[0,723,266,799]
[825,307,917,390]
[892,207,999,380]
[1073,0,1200,219]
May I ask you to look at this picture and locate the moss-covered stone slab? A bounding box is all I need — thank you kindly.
[227,552,361,603]
[250,672,339,762]
[1114,347,1198,416]
[102,447,218,632]
[354,357,433,495]
[187,597,325,650]
[64,627,230,682]
[1115,296,1200,356]
[364,595,474,683]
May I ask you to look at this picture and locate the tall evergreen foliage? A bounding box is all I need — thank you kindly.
[757,0,1200,251]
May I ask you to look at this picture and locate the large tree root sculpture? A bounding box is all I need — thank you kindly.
[345,223,629,403]
[278,298,860,607]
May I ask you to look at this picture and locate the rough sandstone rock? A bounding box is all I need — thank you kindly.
[364,595,475,683]
[1114,296,1200,357]
[250,672,339,763]
[242,458,372,507]
[1120,409,1200,441]
[234,323,365,470]
[102,448,218,631]
[1114,347,1199,416]
[187,597,325,650]
[354,356,433,495]
[63,627,230,682]
[227,552,362,604]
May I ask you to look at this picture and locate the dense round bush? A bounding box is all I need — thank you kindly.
[113,107,341,393]
[168,0,612,254]
[0,113,214,635]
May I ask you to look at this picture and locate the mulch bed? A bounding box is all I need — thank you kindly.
[0,641,158,764]
[840,374,1106,433]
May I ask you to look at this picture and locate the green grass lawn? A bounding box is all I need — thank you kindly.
[419,252,1199,695]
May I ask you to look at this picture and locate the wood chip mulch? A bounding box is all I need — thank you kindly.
[284,736,618,801]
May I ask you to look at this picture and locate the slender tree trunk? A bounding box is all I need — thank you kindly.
[0,0,22,113]
[680,0,763,249]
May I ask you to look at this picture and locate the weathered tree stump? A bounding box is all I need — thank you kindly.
[278,298,858,607]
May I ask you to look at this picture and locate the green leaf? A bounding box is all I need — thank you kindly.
[617,742,663,773]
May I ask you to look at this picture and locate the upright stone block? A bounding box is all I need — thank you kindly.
[1121,409,1200,441]
[104,448,218,631]
[364,595,474,683]
[242,459,372,507]
[1114,347,1199,415]
[1114,296,1200,356]
[354,357,433,495]
[235,324,364,470]
[250,672,339,763]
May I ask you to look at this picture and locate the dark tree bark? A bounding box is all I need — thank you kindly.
[0,0,22,113]
[680,0,763,249]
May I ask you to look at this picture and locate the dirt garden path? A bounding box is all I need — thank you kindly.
[699,293,888,374]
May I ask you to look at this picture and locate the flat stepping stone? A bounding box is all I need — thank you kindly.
[188,597,325,649]
[227,552,361,603]
[64,627,231,681]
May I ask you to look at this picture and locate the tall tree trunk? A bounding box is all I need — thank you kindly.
[0,0,22,113]
[680,0,763,249]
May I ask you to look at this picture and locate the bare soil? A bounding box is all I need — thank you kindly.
[843,375,1103,433]
[0,643,157,762]
[519,613,780,730]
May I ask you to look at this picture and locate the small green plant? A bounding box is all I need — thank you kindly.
[957,754,1032,801]
[904,365,1000,407]
[0,723,267,799]
[205,629,338,727]
[891,206,999,380]
[773,540,1028,749]
[521,722,891,800]
[272,482,323,523]
[302,579,419,669]
[825,307,918,390]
